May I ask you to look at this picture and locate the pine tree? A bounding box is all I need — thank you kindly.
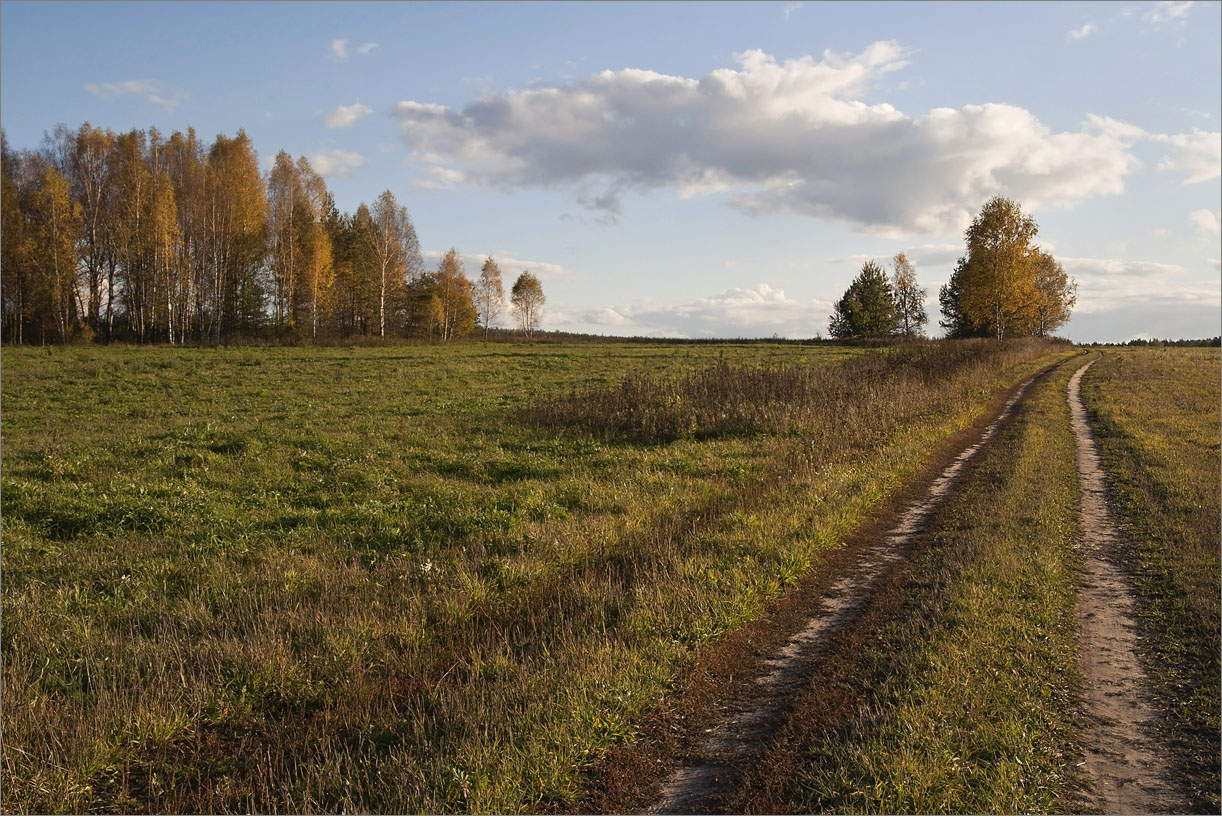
[828,260,899,340]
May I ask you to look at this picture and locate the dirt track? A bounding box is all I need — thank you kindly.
[572,360,1069,814]
[1068,356,1184,814]
[581,354,1193,814]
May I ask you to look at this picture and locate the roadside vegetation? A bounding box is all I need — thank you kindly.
[1,339,1071,813]
[729,354,1086,814]
[1080,347,1221,810]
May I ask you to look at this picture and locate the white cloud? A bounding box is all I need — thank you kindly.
[1208,258,1221,270]
[1153,129,1221,183]
[392,45,1198,237]
[421,249,569,280]
[83,79,187,112]
[330,38,377,60]
[310,149,366,178]
[1060,255,1219,314]
[575,283,833,339]
[413,166,466,190]
[1189,208,1221,235]
[323,101,373,128]
[784,2,805,18]
[1145,1,1194,23]
[1068,23,1097,40]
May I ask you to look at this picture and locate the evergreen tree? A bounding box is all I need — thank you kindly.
[828,260,899,340]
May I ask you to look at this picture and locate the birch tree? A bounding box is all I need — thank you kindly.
[510,271,545,339]
[890,252,927,340]
[474,256,504,338]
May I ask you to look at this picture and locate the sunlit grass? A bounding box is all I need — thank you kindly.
[1,339,1070,813]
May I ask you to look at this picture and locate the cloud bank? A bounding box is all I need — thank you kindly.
[394,45,1219,236]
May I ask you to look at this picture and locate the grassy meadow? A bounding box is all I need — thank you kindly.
[1080,347,1222,810]
[2,339,1072,813]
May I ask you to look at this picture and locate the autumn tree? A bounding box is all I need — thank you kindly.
[1029,249,1077,337]
[2,133,34,343]
[474,256,504,338]
[69,123,116,334]
[267,150,305,330]
[433,249,476,340]
[368,190,422,337]
[828,260,898,340]
[25,158,84,342]
[201,130,267,339]
[942,197,1076,341]
[510,271,545,338]
[890,252,927,340]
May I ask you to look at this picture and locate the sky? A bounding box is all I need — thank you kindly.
[1,0,1219,341]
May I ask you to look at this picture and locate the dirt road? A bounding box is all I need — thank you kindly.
[1068,356,1184,813]
[582,359,1071,814]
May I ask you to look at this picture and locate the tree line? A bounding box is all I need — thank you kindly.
[830,197,1078,342]
[0,123,546,344]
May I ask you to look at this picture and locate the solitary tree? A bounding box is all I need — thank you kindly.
[891,252,927,340]
[474,256,504,338]
[510,271,545,339]
[828,260,899,340]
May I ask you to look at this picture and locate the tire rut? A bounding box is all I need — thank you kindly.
[1068,356,1185,813]
[645,363,1061,814]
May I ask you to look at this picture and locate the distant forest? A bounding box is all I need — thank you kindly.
[1,123,544,346]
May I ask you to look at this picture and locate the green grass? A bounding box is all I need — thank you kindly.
[737,356,1086,814]
[1,340,1071,813]
[1079,347,1221,810]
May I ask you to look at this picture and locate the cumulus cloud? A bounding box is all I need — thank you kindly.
[784,2,805,18]
[1067,23,1097,40]
[83,79,187,112]
[324,101,373,128]
[580,283,833,338]
[310,149,367,178]
[392,46,1213,236]
[357,42,379,55]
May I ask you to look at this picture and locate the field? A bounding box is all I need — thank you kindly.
[0,339,1073,813]
[1080,347,1222,809]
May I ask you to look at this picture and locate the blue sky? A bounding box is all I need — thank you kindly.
[2,0,1218,341]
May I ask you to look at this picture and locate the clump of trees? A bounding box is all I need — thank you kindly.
[939,196,1076,340]
[829,197,1076,343]
[828,254,927,340]
[1,122,547,344]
